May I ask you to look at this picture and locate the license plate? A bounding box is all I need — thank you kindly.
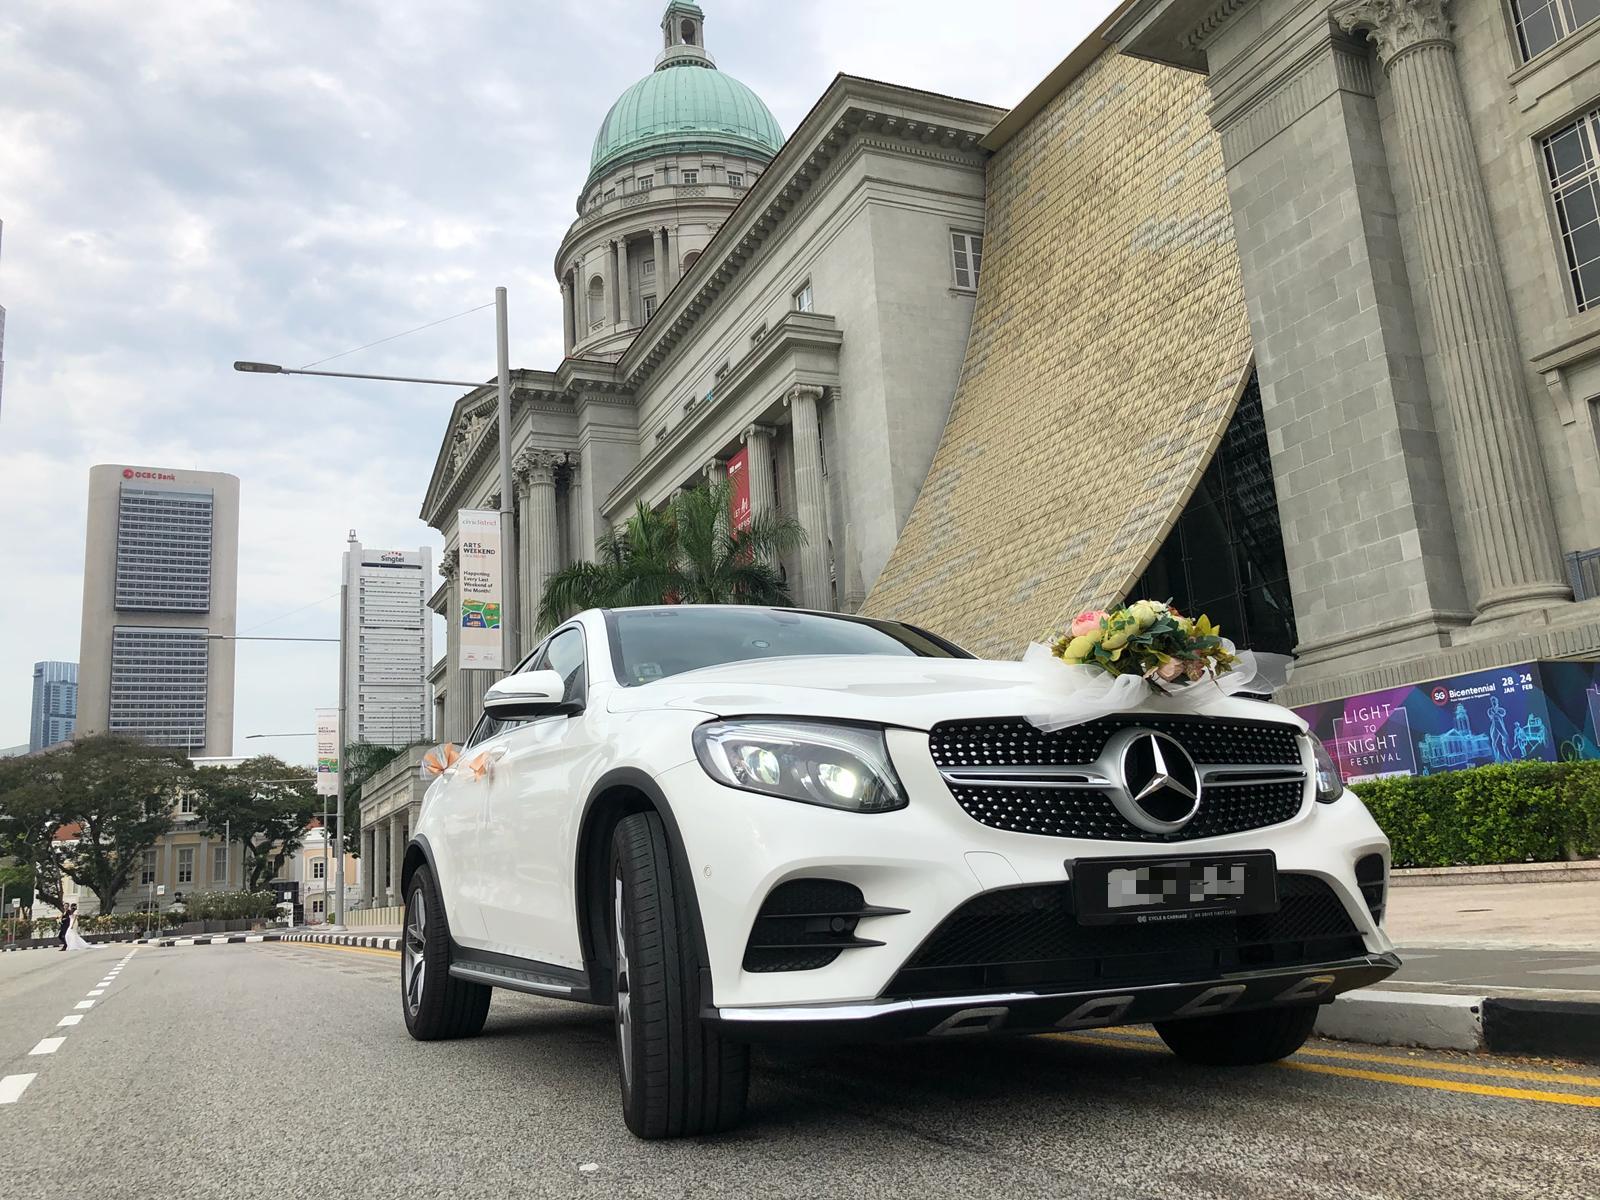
[1070,851,1278,926]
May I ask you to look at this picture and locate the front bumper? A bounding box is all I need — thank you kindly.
[712,952,1401,1042]
[656,727,1396,1013]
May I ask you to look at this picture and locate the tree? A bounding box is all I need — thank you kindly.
[537,480,807,633]
[0,736,187,913]
[337,740,429,856]
[194,756,317,891]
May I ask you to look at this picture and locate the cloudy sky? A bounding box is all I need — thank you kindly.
[0,0,1121,761]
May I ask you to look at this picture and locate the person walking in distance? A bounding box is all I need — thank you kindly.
[57,903,75,951]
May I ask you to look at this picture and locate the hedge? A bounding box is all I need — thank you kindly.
[1353,760,1600,868]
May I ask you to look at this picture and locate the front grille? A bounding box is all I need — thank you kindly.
[931,715,1306,843]
[883,874,1365,999]
[1355,853,1387,925]
[742,879,905,973]
[930,715,1302,770]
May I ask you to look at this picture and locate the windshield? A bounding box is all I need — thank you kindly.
[607,607,968,685]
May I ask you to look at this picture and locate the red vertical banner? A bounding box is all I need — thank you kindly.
[727,446,752,531]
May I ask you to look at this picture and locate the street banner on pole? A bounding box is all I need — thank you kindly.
[315,708,340,797]
[727,447,752,531]
[458,508,504,671]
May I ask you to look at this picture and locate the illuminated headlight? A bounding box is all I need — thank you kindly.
[1306,733,1344,803]
[693,720,908,813]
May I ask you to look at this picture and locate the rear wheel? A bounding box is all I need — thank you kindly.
[1153,1004,1318,1066]
[401,865,491,1041]
[610,811,749,1138]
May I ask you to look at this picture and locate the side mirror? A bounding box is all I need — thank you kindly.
[483,669,579,719]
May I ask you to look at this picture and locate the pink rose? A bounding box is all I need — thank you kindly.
[1069,610,1108,638]
[1156,659,1186,682]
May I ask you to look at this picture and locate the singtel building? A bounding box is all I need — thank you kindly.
[77,465,240,758]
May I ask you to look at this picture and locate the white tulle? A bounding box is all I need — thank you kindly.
[1020,642,1295,732]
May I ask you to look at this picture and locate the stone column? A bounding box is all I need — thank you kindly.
[607,240,621,327]
[516,450,563,635]
[561,278,575,355]
[785,385,832,610]
[565,453,587,564]
[1336,0,1568,620]
[572,253,588,340]
[665,227,679,291]
[387,817,404,907]
[654,228,669,294]
[704,459,727,487]
[360,827,375,903]
[741,423,776,517]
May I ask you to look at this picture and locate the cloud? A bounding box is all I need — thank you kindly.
[0,0,1121,756]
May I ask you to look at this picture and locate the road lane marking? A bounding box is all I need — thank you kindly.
[0,1075,37,1104]
[29,1038,64,1056]
[87,990,105,996]
[1281,1060,1600,1108]
[1061,1025,1600,1088]
[1052,1033,1600,1109]
[57,1016,82,1027]
[74,1000,94,1010]
[284,943,399,960]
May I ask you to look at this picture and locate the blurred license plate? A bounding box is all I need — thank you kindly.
[1071,852,1278,926]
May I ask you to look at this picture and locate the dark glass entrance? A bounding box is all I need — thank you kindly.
[1126,370,1298,656]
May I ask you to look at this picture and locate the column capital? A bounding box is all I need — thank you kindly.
[1333,0,1451,70]
[741,422,776,444]
[512,447,563,488]
[703,458,726,480]
[439,548,460,580]
[783,384,827,408]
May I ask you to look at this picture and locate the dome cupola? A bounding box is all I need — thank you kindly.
[585,2,784,197]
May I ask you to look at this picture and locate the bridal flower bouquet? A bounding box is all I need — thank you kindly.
[1022,599,1292,732]
[1049,599,1236,689]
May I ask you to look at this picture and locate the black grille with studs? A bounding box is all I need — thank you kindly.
[929,714,1302,769]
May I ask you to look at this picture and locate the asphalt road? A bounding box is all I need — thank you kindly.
[1,943,1595,1200]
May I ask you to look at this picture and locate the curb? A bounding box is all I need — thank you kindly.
[1317,988,1600,1063]
[3,935,159,952]
[1392,860,1600,887]
[143,933,284,948]
[281,932,400,951]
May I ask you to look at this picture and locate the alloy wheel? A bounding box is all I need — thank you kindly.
[403,887,427,1018]
[613,871,633,1090]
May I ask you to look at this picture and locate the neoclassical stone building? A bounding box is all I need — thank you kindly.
[417,2,1003,744]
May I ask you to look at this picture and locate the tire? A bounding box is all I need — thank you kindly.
[610,811,749,1138]
[401,865,491,1041]
[1153,1003,1318,1066]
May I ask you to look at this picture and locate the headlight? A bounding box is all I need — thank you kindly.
[693,720,908,813]
[1306,733,1343,803]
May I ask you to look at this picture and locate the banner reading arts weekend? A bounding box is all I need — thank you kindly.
[458,509,504,671]
[315,707,339,797]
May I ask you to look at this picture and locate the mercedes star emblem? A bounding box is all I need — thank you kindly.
[1101,728,1203,834]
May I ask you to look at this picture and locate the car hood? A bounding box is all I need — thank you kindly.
[604,654,1304,732]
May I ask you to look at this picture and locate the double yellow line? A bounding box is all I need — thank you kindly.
[1052,1025,1600,1109]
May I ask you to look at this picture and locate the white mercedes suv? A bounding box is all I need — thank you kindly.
[400,605,1398,1138]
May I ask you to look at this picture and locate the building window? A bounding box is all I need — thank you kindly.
[642,258,656,280]
[588,275,606,327]
[682,250,702,271]
[1512,0,1600,62]
[643,294,657,320]
[213,844,227,882]
[313,858,326,880]
[682,169,699,185]
[141,850,156,886]
[179,792,198,815]
[1544,109,1600,310]
[177,847,194,885]
[793,280,814,313]
[951,231,984,290]
[729,172,744,188]
[637,174,653,191]
[1125,370,1296,658]
[312,898,324,916]
[604,188,616,202]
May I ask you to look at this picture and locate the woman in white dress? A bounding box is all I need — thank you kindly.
[63,905,98,951]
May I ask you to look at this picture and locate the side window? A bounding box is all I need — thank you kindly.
[463,713,503,749]
[540,627,587,705]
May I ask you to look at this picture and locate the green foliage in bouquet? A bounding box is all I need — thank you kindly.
[1049,599,1237,687]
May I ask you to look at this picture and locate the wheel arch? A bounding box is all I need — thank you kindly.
[401,835,436,903]
[574,767,711,1006]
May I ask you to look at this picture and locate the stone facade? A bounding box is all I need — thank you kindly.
[864,38,1255,657]
[1112,0,1600,705]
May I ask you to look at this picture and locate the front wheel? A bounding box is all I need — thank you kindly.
[401,865,491,1041]
[1153,1004,1318,1066]
[610,811,749,1138]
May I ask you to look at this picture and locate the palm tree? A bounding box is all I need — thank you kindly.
[537,480,806,633]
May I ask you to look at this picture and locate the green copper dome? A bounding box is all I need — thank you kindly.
[587,60,784,192]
